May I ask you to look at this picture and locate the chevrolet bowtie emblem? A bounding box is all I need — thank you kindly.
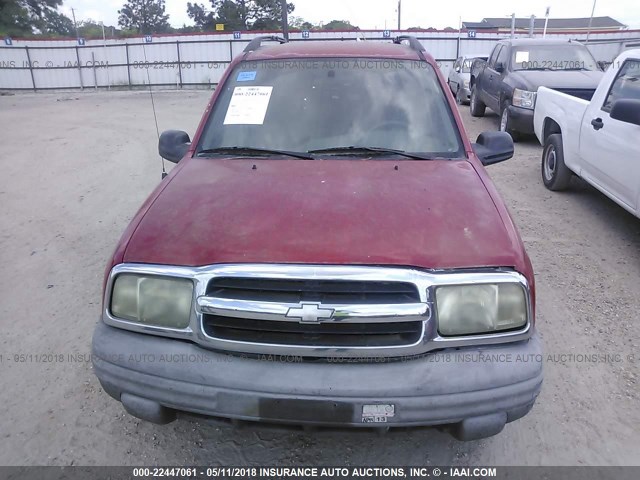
[285,302,335,323]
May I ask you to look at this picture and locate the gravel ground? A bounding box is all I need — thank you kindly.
[0,90,638,466]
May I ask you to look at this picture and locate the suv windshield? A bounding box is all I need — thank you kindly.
[197,58,464,158]
[512,45,598,71]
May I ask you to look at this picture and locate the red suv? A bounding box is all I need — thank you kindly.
[92,36,542,440]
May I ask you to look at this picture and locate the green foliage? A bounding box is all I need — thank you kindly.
[38,9,75,36]
[0,0,64,36]
[288,16,314,31]
[118,0,171,34]
[187,0,294,31]
[323,19,359,31]
[77,19,113,38]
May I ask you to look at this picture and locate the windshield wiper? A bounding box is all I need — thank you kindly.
[308,146,433,160]
[197,146,314,160]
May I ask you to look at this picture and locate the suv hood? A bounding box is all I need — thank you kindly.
[510,69,603,90]
[122,158,522,270]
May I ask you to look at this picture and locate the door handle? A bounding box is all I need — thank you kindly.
[591,118,604,130]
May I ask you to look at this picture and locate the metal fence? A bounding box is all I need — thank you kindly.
[1,29,639,91]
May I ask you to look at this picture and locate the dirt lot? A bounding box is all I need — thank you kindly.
[0,90,639,466]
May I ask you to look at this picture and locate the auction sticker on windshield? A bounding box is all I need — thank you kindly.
[515,51,530,64]
[223,86,273,125]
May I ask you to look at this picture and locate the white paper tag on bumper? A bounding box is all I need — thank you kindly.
[362,404,395,423]
[223,86,273,125]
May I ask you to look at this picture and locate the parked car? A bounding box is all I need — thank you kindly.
[534,49,640,217]
[92,36,542,441]
[470,39,603,140]
[448,53,489,104]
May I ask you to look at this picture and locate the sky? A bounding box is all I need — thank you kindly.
[60,0,640,30]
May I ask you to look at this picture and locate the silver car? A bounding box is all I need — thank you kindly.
[448,54,489,104]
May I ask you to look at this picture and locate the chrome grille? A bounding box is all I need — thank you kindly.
[103,263,532,358]
[200,277,425,349]
[207,277,420,304]
[203,314,423,347]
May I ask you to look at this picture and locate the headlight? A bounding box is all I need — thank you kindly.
[435,283,527,336]
[110,274,193,329]
[512,88,537,109]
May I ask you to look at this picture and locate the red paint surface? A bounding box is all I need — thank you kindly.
[122,158,528,272]
[106,41,535,307]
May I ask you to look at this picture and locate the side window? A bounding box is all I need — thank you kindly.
[455,57,462,71]
[602,59,640,112]
[496,46,510,70]
[488,46,502,69]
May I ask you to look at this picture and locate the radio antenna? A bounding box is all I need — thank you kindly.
[142,40,167,179]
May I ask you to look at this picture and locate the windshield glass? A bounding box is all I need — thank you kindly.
[511,45,598,71]
[461,57,486,73]
[197,58,464,158]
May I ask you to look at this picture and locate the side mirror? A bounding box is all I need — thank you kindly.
[610,99,640,126]
[494,62,505,73]
[455,66,461,73]
[159,130,191,164]
[472,131,514,166]
[596,61,609,71]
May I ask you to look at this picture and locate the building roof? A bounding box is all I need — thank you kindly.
[463,16,626,30]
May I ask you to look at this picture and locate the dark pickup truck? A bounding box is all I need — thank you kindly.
[469,39,603,140]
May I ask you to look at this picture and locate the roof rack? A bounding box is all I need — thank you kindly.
[243,35,288,53]
[393,35,427,60]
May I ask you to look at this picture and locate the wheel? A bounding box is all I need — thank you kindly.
[541,133,572,191]
[499,101,522,142]
[469,85,485,117]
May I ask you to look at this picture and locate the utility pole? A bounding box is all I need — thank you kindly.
[71,7,80,38]
[543,7,550,38]
[280,0,289,40]
[397,0,402,30]
[457,16,461,58]
[586,0,597,43]
[528,15,536,38]
[510,13,515,38]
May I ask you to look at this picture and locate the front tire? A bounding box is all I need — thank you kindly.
[542,133,572,191]
[470,85,485,117]
[500,101,522,142]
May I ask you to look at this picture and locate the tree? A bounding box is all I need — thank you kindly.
[77,19,120,38]
[38,9,75,36]
[187,0,248,31]
[0,0,63,36]
[288,15,313,31]
[118,0,171,34]
[323,19,358,31]
[187,0,294,31]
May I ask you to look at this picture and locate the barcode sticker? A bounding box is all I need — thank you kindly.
[362,404,395,423]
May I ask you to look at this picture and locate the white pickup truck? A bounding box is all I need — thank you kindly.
[534,49,640,218]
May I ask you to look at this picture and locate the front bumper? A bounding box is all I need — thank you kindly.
[92,322,543,440]
[507,105,535,135]
[460,86,472,102]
